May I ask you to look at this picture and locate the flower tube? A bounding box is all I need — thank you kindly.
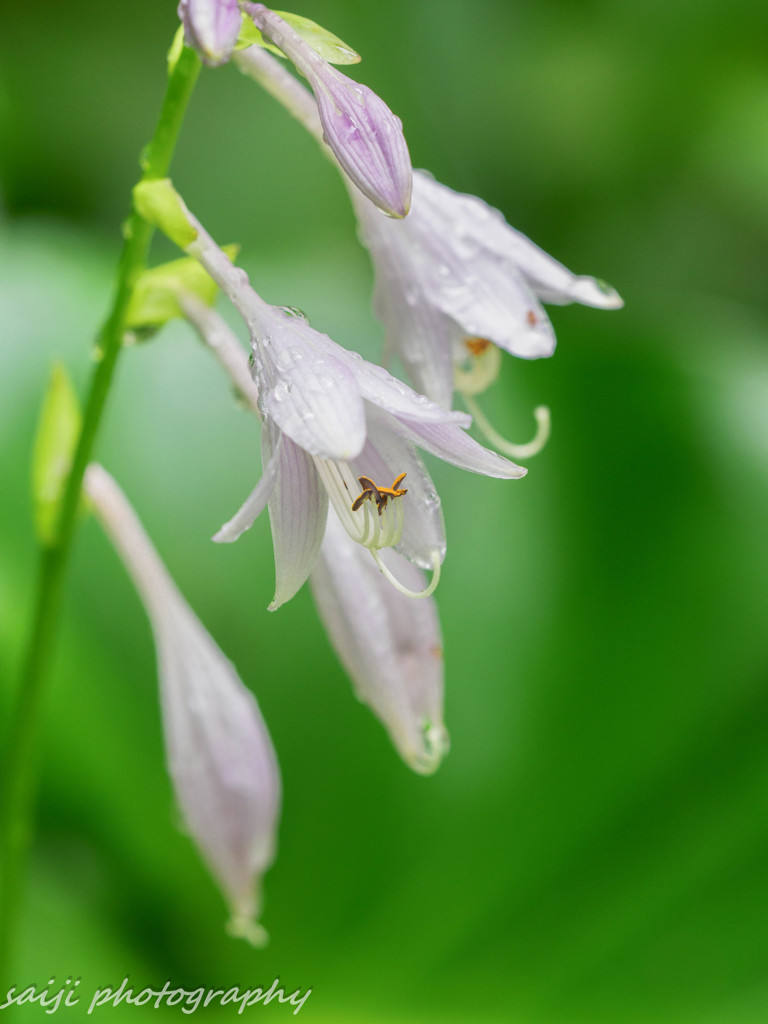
[311,514,447,774]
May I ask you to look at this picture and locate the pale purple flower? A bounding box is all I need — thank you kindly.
[178,0,241,67]
[84,463,281,945]
[243,4,412,217]
[234,47,622,453]
[350,171,624,410]
[311,514,447,774]
[175,208,525,609]
[180,296,449,773]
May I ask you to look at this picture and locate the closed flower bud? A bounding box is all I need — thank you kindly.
[85,464,281,944]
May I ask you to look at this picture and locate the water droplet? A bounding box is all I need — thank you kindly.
[279,305,309,322]
[272,379,292,402]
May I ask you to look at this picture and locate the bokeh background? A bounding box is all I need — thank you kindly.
[2,1,768,1021]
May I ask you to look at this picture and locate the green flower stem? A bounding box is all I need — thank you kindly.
[0,41,201,993]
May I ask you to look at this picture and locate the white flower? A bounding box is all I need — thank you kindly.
[351,170,624,410]
[84,463,281,945]
[176,206,526,609]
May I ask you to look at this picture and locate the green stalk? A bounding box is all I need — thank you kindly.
[0,40,201,993]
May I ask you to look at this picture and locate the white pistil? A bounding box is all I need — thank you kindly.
[463,396,551,460]
[371,549,442,600]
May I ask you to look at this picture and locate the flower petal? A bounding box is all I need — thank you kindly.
[395,417,527,480]
[266,431,329,609]
[253,312,367,460]
[311,513,447,773]
[413,171,624,310]
[178,0,241,66]
[332,345,471,425]
[213,431,282,543]
[84,464,280,940]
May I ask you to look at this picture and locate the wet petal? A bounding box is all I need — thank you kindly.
[333,345,471,425]
[84,464,280,940]
[413,171,623,311]
[267,431,328,609]
[311,513,447,773]
[395,417,527,480]
[253,312,367,460]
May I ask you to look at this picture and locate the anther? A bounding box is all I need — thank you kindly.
[465,336,492,356]
[351,473,408,516]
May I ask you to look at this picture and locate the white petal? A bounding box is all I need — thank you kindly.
[395,417,527,480]
[311,514,447,773]
[333,345,471,425]
[213,431,282,543]
[253,313,367,460]
[84,464,280,937]
[267,432,329,610]
[413,171,623,311]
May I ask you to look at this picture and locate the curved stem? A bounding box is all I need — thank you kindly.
[0,40,201,993]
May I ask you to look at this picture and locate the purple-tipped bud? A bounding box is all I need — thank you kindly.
[245,4,412,217]
[85,464,281,943]
[178,0,241,67]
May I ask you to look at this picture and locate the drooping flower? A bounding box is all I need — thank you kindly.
[349,171,624,412]
[178,0,241,67]
[234,46,623,451]
[84,463,281,945]
[131,185,526,607]
[311,513,447,774]
[242,3,412,217]
[179,294,449,774]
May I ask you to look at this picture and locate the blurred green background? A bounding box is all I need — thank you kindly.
[2,0,768,1021]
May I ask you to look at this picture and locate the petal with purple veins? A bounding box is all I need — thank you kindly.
[267,432,329,610]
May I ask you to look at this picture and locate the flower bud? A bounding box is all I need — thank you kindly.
[85,464,281,943]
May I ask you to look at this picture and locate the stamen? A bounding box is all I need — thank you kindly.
[370,549,441,600]
[314,460,406,550]
[465,336,492,356]
[352,473,408,515]
[463,396,551,459]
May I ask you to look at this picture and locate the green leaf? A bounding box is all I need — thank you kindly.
[132,179,197,250]
[236,16,284,57]
[32,363,82,547]
[125,246,240,330]
[236,11,361,65]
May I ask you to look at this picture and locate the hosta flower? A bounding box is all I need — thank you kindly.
[154,200,526,608]
[84,463,281,945]
[311,514,447,774]
[235,46,623,452]
[242,4,412,217]
[349,171,624,413]
[178,0,241,67]
[180,296,448,773]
